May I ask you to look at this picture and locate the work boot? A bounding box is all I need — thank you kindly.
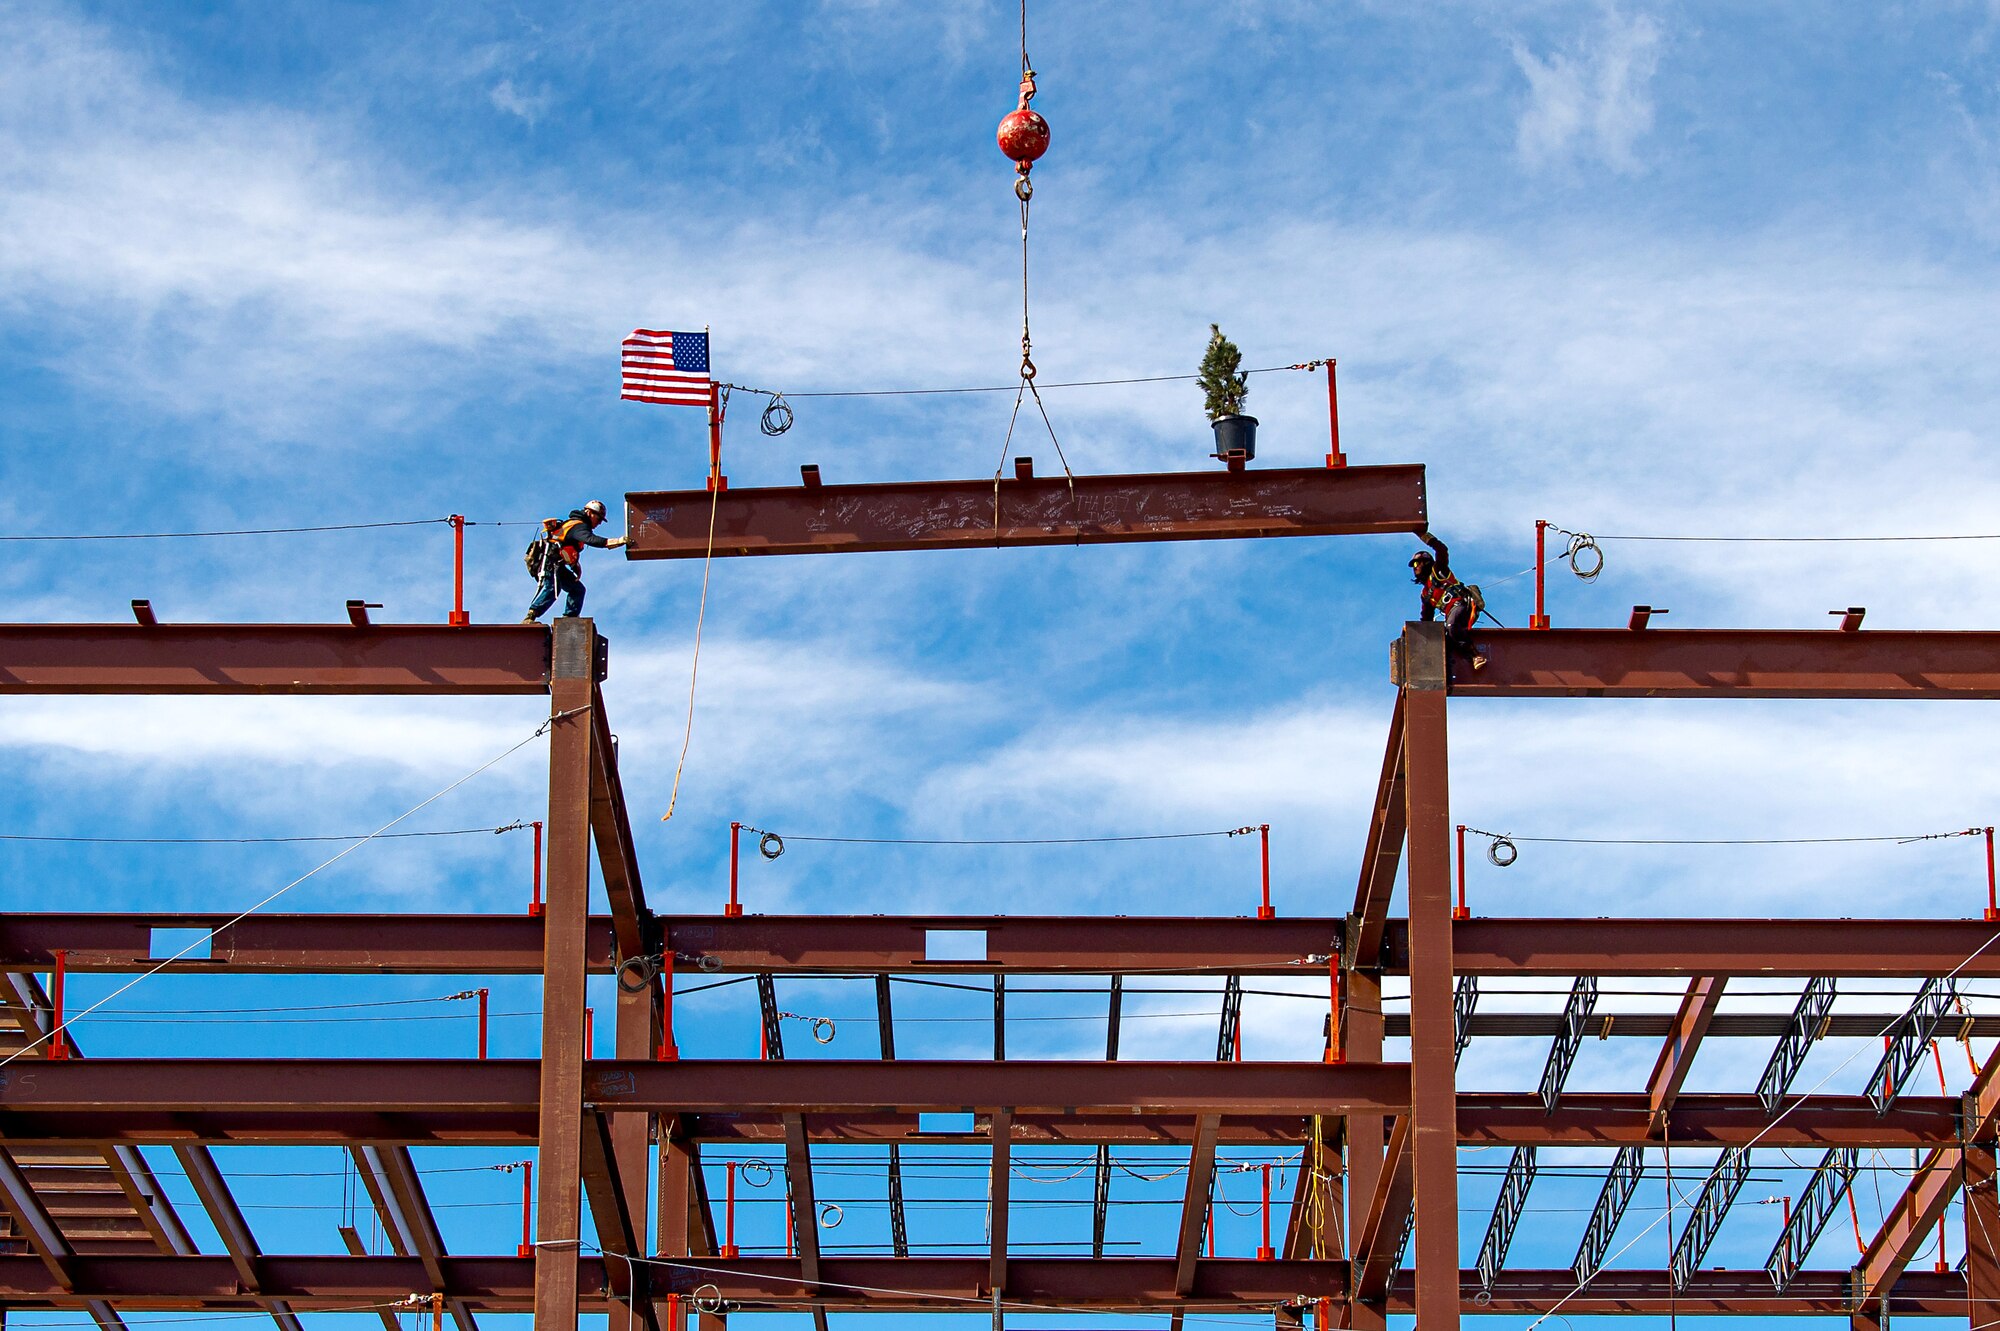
[520,615,540,624]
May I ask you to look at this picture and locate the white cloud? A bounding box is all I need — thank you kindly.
[1513,5,1663,174]
[488,78,553,125]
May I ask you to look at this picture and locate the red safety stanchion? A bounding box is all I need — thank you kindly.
[529,820,544,918]
[1531,519,1552,630]
[660,943,680,1061]
[1324,361,1346,469]
[1256,1163,1275,1261]
[726,821,745,917]
[706,384,729,492]
[447,515,470,626]
[584,1006,594,1058]
[1326,959,1345,1065]
[1454,824,1471,921]
[721,1162,740,1257]
[1984,826,1997,923]
[48,948,69,1059]
[1256,823,1275,919]
[516,1160,534,1257]
[477,988,489,1059]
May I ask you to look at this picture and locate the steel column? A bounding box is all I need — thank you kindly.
[534,617,596,1328]
[1967,1145,2000,1330]
[1400,624,1458,1331]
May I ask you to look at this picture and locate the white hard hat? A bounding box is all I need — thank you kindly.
[583,499,608,519]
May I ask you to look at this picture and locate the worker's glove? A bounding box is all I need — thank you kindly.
[609,536,628,549]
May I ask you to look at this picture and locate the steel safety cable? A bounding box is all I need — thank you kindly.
[753,825,1262,847]
[1522,919,2000,1331]
[0,706,581,1067]
[0,518,452,542]
[662,406,726,824]
[0,821,528,845]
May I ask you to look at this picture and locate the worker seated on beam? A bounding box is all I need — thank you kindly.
[1410,531,1487,671]
[524,499,626,623]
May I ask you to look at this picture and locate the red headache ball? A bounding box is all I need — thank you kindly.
[997,108,1050,165]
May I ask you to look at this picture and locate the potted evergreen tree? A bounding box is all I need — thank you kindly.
[1199,324,1256,462]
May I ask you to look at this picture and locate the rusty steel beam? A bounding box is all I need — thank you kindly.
[647,1256,1351,1308]
[589,685,653,964]
[625,464,1428,560]
[783,1113,829,1331]
[20,913,2000,978]
[579,1110,651,1319]
[1350,1115,1413,1303]
[1440,627,2000,700]
[173,1145,305,1331]
[0,623,551,695]
[1648,976,1725,1135]
[1382,1269,1972,1317]
[989,1108,1013,1301]
[1346,692,1406,972]
[536,618,597,1328]
[1173,1115,1221,1296]
[348,1146,478,1331]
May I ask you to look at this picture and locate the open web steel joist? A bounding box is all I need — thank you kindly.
[5,465,2000,1326]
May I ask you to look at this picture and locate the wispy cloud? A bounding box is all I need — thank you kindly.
[488,78,553,125]
[1512,5,1664,174]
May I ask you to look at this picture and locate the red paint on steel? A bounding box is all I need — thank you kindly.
[1453,824,1470,921]
[706,384,727,493]
[1327,959,1343,1065]
[1257,1162,1275,1260]
[517,1160,534,1257]
[585,1006,594,1058]
[478,988,489,1060]
[727,822,744,918]
[1257,824,1274,919]
[721,1162,740,1258]
[447,515,470,626]
[529,821,544,918]
[661,945,679,1061]
[49,947,68,1060]
[1986,827,1997,922]
[1324,361,1346,468]
[624,464,1429,560]
[1530,520,1551,630]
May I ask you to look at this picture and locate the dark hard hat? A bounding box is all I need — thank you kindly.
[1409,550,1434,568]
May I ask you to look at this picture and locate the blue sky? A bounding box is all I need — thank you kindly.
[5,1,2000,1327]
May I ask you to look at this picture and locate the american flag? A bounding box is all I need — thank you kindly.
[621,329,712,407]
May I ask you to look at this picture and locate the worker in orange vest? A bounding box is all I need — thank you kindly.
[1409,532,1487,671]
[523,500,626,622]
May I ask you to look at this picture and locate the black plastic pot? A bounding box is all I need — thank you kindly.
[1211,414,1258,461]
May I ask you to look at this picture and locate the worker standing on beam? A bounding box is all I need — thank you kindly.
[1410,532,1487,671]
[523,500,627,622]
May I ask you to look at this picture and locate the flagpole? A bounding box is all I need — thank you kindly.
[705,324,726,492]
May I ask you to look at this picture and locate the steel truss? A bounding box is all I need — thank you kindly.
[1,467,1997,1327]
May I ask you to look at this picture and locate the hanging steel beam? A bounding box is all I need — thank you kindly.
[1767,1148,1862,1291]
[1432,627,2000,700]
[624,464,1429,560]
[0,623,552,695]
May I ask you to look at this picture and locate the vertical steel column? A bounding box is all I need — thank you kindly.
[1400,623,1460,1331]
[534,617,596,1329]
[1968,1145,2000,1330]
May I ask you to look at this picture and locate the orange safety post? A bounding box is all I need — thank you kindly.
[1257,1163,1275,1260]
[1453,824,1471,921]
[1985,826,1997,922]
[726,820,744,917]
[447,515,470,626]
[48,948,69,1059]
[516,1160,534,1257]
[1326,959,1345,1065]
[584,1006,594,1057]
[786,1192,795,1256]
[1204,1202,1214,1258]
[1531,519,1552,630]
[431,1293,444,1331]
[721,1162,740,1257]
[477,988,489,1059]
[1324,360,1346,469]
[1256,823,1275,919]
[528,820,544,918]
[660,944,679,1061]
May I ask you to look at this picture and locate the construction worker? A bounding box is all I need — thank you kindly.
[524,500,626,622]
[1410,532,1487,671]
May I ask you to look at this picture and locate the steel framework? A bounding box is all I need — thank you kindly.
[0,464,1995,1328]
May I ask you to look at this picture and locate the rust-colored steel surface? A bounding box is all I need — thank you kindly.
[624,464,1428,558]
[0,624,551,695]
[1448,627,2000,698]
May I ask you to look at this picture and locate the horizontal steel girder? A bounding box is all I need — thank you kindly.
[0,1256,1970,1316]
[10,914,1998,978]
[0,1062,1966,1148]
[624,464,1428,558]
[0,624,551,695]
[1444,627,2000,699]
